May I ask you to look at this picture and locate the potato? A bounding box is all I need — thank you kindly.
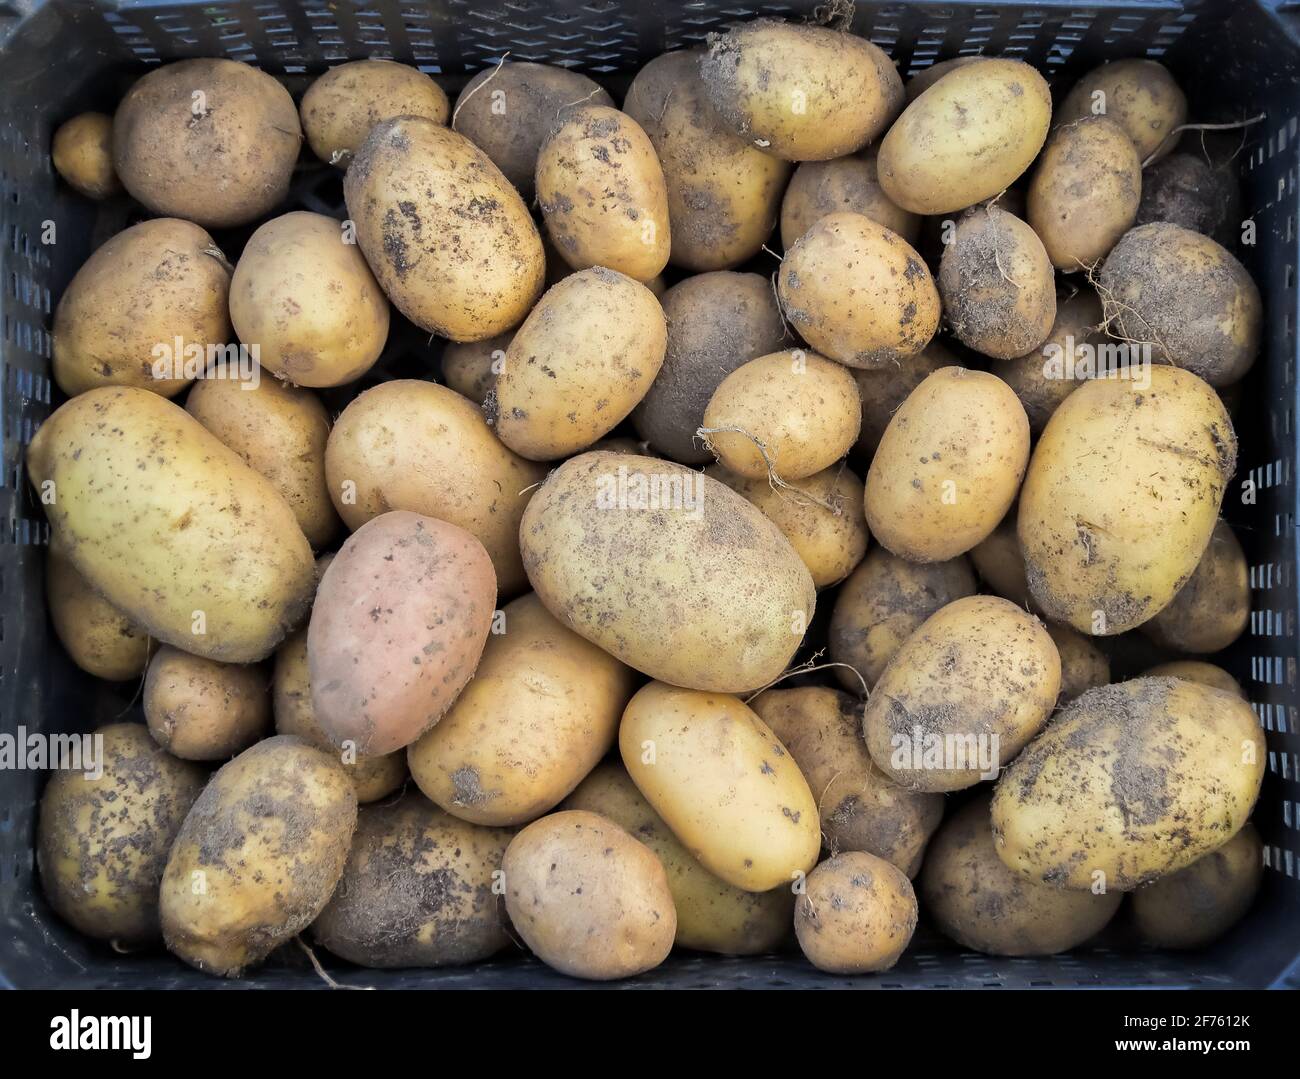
[1131,823,1263,949]
[451,62,613,199]
[632,271,786,464]
[312,793,512,967]
[228,211,390,389]
[620,682,820,891]
[113,58,301,229]
[441,333,509,405]
[1057,59,1187,163]
[1017,366,1236,634]
[344,116,544,341]
[38,723,205,945]
[852,338,957,458]
[325,379,544,596]
[877,59,1051,215]
[308,511,497,756]
[301,59,449,167]
[52,218,230,398]
[160,736,358,976]
[780,147,920,248]
[863,595,1060,792]
[28,388,315,663]
[51,112,121,199]
[794,852,917,973]
[828,547,977,690]
[1099,223,1261,387]
[144,645,269,761]
[492,267,667,460]
[939,206,1056,358]
[699,19,904,161]
[992,678,1265,890]
[1143,660,1244,699]
[625,50,788,271]
[779,213,940,367]
[408,593,634,826]
[904,56,988,102]
[1046,622,1110,704]
[536,106,670,282]
[503,810,676,979]
[751,687,943,875]
[46,540,152,681]
[565,762,794,955]
[186,372,338,548]
[969,513,1035,610]
[701,349,860,481]
[1141,520,1249,653]
[865,367,1030,562]
[1028,116,1141,270]
[920,794,1121,955]
[1136,153,1241,245]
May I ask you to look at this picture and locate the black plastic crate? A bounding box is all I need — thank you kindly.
[1,0,1298,989]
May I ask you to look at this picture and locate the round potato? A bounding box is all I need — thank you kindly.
[38,723,205,945]
[144,645,269,761]
[441,333,509,405]
[904,56,989,102]
[1136,152,1241,245]
[503,810,676,980]
[52,112,121,199]
[1056,59,1187,163]
[1141,519,1249,653]
[794,852,917,973]
[781,146,920,248]
[1046,622,1110,704]
[969,513,1035,610]
[1143,660,1244,699]
[46,540,152,682]
[852,338,957,458]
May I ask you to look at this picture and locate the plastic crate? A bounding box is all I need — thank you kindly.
[1,0,1298,989]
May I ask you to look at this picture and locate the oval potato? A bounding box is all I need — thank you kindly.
[794,851,917,973]
[1141,519,1249,654]
[46,541,152,682]
[781,146,920,248]
[144,645,269,761]
[1056,59,1187,163]
[52,112,121,199]
[1143,660,1244,699]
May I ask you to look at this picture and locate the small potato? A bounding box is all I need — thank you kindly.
[1141,520,1249,654]
[1131,823,1263,949]
[493,267,667,461]
[53,218,231,398]
[920,795,1121,956]
[779,213,940,368]
[536,106,670,282]
[113,58,301,229]
[1136,153,1241,245]
[865,367,1030,562]
[51,112,121,199]
[1046,622,1110,704]
[38,723,205,945]
[312,793,512,967]
[46,541,152,681]
[441,333,509,405]
[863,595,1061,792]
[939,206,1056,359]
[301,59,449,167]
[969,513,1035,610]
[904,56,988,102]
[160,736,358,976]
[1144,660,1244,699]
[503,810,676,980]
[620,682,821,892]
[699,19,904,161]
[1057,59,1187,163]
[228,211,390,389]
[852,339,957,458]
[991,678,1266,890]
[794,852,917,973]
[780,147,920,248]
[144,645,269,761]
[632,271,786,465]
[828,547,977,690]
[701,350,860,481]
[751,688,943,875]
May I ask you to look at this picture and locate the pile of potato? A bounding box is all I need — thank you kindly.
[35,19,1267,981]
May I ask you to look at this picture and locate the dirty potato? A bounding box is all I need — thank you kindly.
[1141,519,1249,654]
[794,852,917,973]
[51,112,121,199]
[781,146,920,248]
[144,645,269,761]
[1056,59,1187,163]
[46,540,153,682]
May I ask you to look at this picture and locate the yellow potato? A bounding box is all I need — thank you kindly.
[1046,622,1110,704]
[780,146,920,248]
[441,332,509,405]
[1143,660,1244,699]
[969,512,1035,610]
[144,645,269,761]
[904,56,989,102]
[51,112,121,199]
[852,338,958,457]
[1056,59,1187,163]
[1141,520,1249,653]
[46,541,152,681]
[794,852,917,973]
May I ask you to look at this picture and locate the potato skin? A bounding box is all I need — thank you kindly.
[1136,153,1240,245]
[52,112,121,199]
[308,512,497,756]
[520,452,815,693]
[407,593,634,826]
[794,852,917,973]
[781,146,919,248]
[865,367,1030,562]
[503,810,676,980]
[53,218,230,398]
[312,793,512,968]
[46,541,152,681]
[113,58,301,229]
[1141,519,1249,653]
[144,645,269,761]
[38,723,205,945]
[1143,661,1244,699]
[852,338,957,458]
[620,682,820,892]
[904,56,988,102]
[969,513,1036,610]
[493,267,667,461]
[1017,366,1236,635]
[1057,59,1187,163]
[160,736,358,976]
[878,59,1051,215]
[344,116,544,341]
[441,333,509,405]
[1046,622,1110,704]
[28,388,316,664]
[991,678,1266,891]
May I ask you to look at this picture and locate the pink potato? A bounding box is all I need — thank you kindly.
[308,511,497,755]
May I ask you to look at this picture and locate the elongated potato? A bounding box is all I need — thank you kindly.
[28,388,315,663]
[52,112,121,199]
[852,338,957,458]
[780,146,919,248]
[144,645,269,761]
[1141,519,1249,653]
[46,541,152,681]
[795,852,917,973]
[1056,59,1187,163]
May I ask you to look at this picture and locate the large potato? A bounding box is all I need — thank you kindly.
[52,218,230,398]
[51,112,121,199]
[28,388,315,663]
[144,645,269,761]
[1141,519,1249,653]
[38,723,205,945]
[620,682,820,892]
[344,116,544,341]
[780,146,919,248]
[493,267,667,460]
[1017,366,1236,634]
[521,451,814,692]
[46,540,152,681]
[852,338,957,458]
[1056,59,1187,163]
[794,852,917,973]
[992,678,1265,890]
[160,736,358,976]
